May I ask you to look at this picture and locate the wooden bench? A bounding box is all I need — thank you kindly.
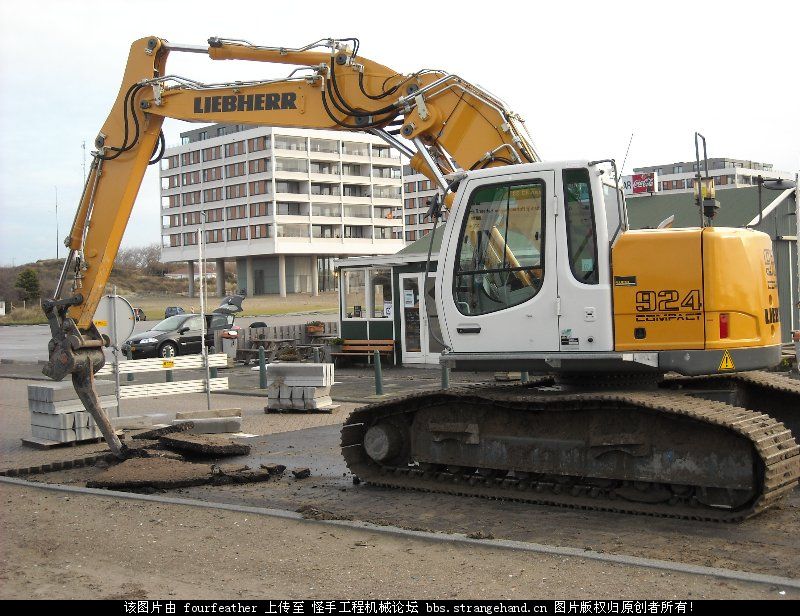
[330,339,395,366]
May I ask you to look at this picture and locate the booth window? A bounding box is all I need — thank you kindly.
[343,269,367,319]
[371,268,392,318]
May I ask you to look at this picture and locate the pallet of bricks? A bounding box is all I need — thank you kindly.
[25,380,118,446]
[264,363,338,413]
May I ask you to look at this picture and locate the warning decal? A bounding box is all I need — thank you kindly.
[718,350,735,371]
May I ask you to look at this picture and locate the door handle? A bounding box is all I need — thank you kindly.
[457,325,481,334]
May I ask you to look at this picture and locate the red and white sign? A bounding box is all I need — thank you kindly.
[622,172,659,196]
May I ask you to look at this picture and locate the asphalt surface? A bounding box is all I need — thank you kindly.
[0,311,336,362]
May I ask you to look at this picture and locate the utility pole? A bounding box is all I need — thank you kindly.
[55,186,59,260]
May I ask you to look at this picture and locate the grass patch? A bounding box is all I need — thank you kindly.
[0,306,47,325]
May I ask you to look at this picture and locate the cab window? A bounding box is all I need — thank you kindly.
[563,168,598,284]
[454,180,545,315]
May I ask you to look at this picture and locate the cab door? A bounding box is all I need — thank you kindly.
[438,169,559,353]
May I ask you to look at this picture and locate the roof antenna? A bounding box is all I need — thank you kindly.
[620,131,634,176]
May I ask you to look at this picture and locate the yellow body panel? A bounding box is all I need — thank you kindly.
[702,227,780,349]
[612,229,704,351]
[612,227,780,352]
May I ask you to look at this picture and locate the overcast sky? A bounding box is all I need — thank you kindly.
[1,0,797,266]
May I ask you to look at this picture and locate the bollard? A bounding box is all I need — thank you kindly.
[126,347,134,382]
[259,345,267,389]
[441,363,450,389]
[209,346,218,379]
[165,367,173,382]
[374,349,383,396]
[520,370,529,384]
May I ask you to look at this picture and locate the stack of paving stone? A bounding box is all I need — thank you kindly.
[265,363,337,412]
[26,380,117,444]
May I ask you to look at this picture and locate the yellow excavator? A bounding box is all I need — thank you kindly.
[44,36,800,521]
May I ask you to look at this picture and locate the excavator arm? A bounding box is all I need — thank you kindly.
[44,36,539,457]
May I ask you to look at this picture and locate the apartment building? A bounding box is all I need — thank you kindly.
[627,157,794,197]
[160,124,404,296]
[402,165,448,242]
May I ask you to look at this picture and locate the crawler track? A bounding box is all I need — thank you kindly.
[341,379,800,522]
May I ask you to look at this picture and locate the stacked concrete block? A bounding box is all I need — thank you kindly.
[265,363,336,411]
[27,380,117,444]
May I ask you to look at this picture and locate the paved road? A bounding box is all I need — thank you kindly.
[0,311,337,362]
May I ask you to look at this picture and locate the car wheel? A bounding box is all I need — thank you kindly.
[159,342,178,358]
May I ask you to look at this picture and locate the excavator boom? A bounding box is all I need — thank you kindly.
[44,35,539,457]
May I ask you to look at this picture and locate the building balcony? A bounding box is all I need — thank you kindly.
[274,192,310,202]
[309,172,341,183]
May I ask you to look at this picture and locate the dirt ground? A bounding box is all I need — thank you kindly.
[1,482,795,600]
[2,374,799,599]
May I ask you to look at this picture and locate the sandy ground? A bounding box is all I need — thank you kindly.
[1,482,795,600]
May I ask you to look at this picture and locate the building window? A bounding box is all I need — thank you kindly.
[310,138,338,154]
[226,226,248,241]
[203,187,224,203]
[202,146,221,162]
[373,186,401,199]
[673,165,683,174]
[249,158,270,174]
[224,141,246,157]
[417,180,431,191]
[225,162,246,178]
[405,230,416,242]
[250,202,270,217]
[374,206,394,220]
[205,229,224,243]
[203,166,223,182]
[342,269,366,319]
[662,181,672,190]
[198,131,207,141]
[168,234,181,247]
[342,163,366,177]
[166,155,180,169]
[249,180,270,196]
[225,183,247,199]
[373,166,401,179]
[404,198,416,209]
[310,161,339,174]
[343,184,368,197]
[405,215,415,225]
[226,205,247,220]
[276,202,305,216]
[673,179,685,189]
[563,168,598,285]
[181,171,201,186]
[342,142,368,157]
[274,158,309,173]
[312,203,340,217]
[343,205,370,218]
[373,146,395,159]
[717,175,728,186]
[274,135,307,151]
[251,224,271,239]
[276,224,309,237]
[168,214,180,227]
[183,231,198,246]
[205,208,224,223]
[374,227,392,240]
[276,181,304,194]
[312,224,341,238]
[454,180,545,316]
[181,151,200,165]
[371,268,392,318]
[344,225,368,238]
[248,136,269,152]
[182,211,201,225]
[166,194,180,208]
[311,183,339,196]
[165,175,180,189]
[405,182,416,193]
[183,191,201,206]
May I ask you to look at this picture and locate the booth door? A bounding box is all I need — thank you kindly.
[400,273,433,364]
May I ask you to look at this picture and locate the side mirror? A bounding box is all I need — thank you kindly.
[178,327,189,334]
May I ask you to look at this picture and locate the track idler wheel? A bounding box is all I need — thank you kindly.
[364,423,406,464]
